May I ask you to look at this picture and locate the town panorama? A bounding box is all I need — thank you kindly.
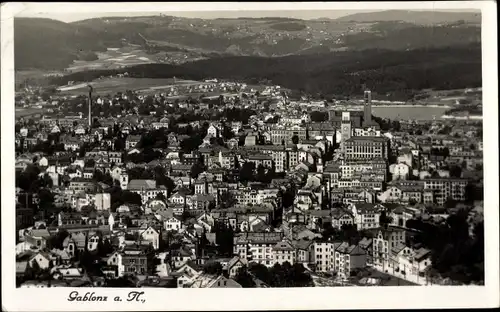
[14,9,484,288]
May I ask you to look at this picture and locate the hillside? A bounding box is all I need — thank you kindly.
[49,44,482,101]
[341,25,481,50]
[335,10,481,24]
[14,18,119,70]
[15,10,482,71]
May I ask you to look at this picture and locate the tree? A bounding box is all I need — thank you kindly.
[310,111,329,122]
[86,159,96,168]
[234,266,256,288]
[41,173,53,188]
[291,135,299,144]
[222,125,234,141]
[219,191,237,209]
[465,183,482,203]
[445,197,458,209]
[93,170,114,186]
[114,137,125,151]
[406,212,484,285]
[281,183,296,209]
[249,263,273,286]
[449,165,462,178]
[98,238,114,257]
[213,222,234,257]
[256,164,267,183]
[29,259,42,279]
[156,192,166,202]
[203,262,223,275]
[47,230,69,250]
[163,177,176,197]
[249,262,312,287]
[38,188,56,217]
[239,162,255,183]
[16,164,41,191]
[105,276,135,288]
[238,134,246,146]
[145,245,157,275]
[78,250,102,276]
[190,161,205,179]
[379,211,393,229]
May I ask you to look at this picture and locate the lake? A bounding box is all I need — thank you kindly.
[372,106,450,120]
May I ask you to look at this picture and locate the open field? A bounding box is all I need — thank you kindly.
[15,107,45,118]
[15,70,63,88]
[66,46,164,73]
[57,77,205,95]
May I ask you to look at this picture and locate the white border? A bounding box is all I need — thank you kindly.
[2,2,498,311]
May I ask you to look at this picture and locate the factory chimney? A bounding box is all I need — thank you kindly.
[88,85,93,128]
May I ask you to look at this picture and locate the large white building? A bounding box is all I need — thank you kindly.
[312,242,335,273]
[94,193,111,210]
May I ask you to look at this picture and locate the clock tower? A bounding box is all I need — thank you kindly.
[341,111,352,152]
[363,89,372,127]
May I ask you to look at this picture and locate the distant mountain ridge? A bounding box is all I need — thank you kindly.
[15,10,481,71]
[334,10,481,24]
[49,44,482,101]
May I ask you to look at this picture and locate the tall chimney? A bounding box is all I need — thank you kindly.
[88,85,93,127]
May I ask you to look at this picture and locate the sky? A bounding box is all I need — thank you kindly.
[13,2,480,23]
[17,10,376,22]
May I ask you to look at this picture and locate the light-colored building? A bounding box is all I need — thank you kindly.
[94,193,111,210]
[312,242,335,273]
[272,240,296,265]
[140,226,160,250]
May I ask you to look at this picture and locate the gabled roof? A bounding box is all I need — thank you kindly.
[391,243,407,256]
[223,256,248,270]
[16,261,28,273]
[358,237,373,249]
[414,247,431,261]
[292,239,313,250]
[29,229,51,238]
[128,179,157,190]
[273,240,294,251]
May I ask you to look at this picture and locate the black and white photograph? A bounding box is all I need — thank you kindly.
[1,1,498,311]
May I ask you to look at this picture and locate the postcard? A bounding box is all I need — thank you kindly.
[1,1,498,311]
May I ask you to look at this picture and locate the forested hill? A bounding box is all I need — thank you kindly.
[335,10,481,24]
[51,44,482,101]
[15,10,481,71]
[14,18,112,70]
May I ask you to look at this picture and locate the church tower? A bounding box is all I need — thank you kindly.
[317,157,324,173]
[363,89,372,126]
[120,172,129,190]
[341,112,352,152]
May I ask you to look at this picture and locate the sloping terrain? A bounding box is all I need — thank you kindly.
[14,18,111,70]
[48,44,482,101]
[334,10,481,24]
[14,10,481,71]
